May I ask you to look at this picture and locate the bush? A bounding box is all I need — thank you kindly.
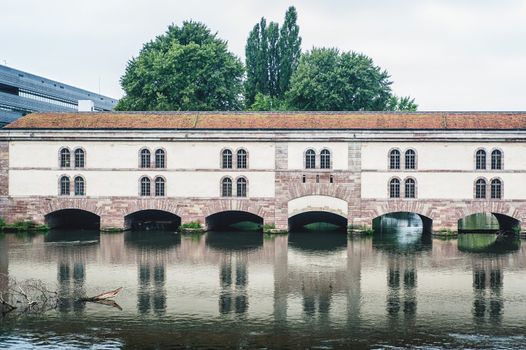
[180,221,202,229]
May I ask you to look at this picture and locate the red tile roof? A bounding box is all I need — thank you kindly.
[5,112,526,130]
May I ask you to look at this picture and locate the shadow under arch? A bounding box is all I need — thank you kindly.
[288,211,348,232]
[458,212,520,234]
[125,210,181,231]
[458,233,520,254]
[45,209,100,230]
[206,210,263,231]
[288,230,348,252]
[206,230,263,252]
[124,230,181,249]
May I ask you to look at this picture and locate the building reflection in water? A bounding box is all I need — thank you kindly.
[219,258,248,315]
[372,214,431,327]
[0,235,8,296]
[137,263,166,316]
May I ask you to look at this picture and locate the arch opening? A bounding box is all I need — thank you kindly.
[45,209,100,230]
[206,211,263,231]
[458,212,520,234]
[288,211,348,232]
[371,212,432,252]
[372,212,433,234]
[125,210,181,231]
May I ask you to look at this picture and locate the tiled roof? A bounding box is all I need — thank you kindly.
[5,112,526,130]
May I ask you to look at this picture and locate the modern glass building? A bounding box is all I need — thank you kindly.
[0,64,117,125]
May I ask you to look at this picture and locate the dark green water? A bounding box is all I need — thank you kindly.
[0,229,525,349]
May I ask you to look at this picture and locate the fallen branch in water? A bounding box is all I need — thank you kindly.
[77,287,123,302]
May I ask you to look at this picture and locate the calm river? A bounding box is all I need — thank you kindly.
[0,229,525,349]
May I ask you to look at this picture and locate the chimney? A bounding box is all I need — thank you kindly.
[78,100,95,112]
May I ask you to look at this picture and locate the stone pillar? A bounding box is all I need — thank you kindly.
[100,214,125,231]
[274,143,290,231]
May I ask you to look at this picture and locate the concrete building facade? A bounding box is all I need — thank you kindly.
[1,111,525,232]
[0,65,116,125]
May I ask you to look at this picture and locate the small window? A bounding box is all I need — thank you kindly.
[491,179,502,199]
[155,177,165,197]
[320,149,331,169]
[475,178,486,199]
[405,149,416,170]
[491,150,502,170]
[404,178,416,198]
[140,176,151,196]
[237,149,247,169]
[389,150,400,170]
[236,177,247,197]
[74,176,85,196]
[140,149,151,168]
[330,175,334,184]
[222,149,233,169]
[74,149,85,168]
[305,149,316,169]
[60,176,70,196]
[389,178,400,198]
[476,150,486,170]
[302,175,306,183]
[316,175,320,183]
[221,177,232,197]
[60,148,71,168]
[155,149,166,168]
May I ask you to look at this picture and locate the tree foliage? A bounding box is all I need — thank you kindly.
[244,6,301,107]
[116,21,244,111]
[286,48,417,111]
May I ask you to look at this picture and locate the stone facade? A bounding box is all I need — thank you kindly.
[2,118,526,232]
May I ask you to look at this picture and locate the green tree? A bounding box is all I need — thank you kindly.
[244,6,302,108]
[286,48,416,111]
[278,6,301,96]
[116,21,244,111]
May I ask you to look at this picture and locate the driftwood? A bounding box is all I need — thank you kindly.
[77,287,123,302]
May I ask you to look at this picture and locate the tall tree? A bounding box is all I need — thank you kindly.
[244,6,302,107]
[287,48,416,111]
[116,21,244,111]
[278,6,302,96]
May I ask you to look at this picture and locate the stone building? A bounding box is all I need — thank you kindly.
[0,111,525,232]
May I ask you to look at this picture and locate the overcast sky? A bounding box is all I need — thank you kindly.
[1,0,525,110]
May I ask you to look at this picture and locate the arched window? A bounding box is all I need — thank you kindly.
[389,149,400,170]
[475,178,486,199]
[320,149,331,169]
[60,148,70,168]
[140,149,151,168]
[155,177,165,197]
[155,149,165,168]
[221,177,232,197]
[236,177,247,197]
[237,149,247,169]
[140,176,151,196]
[222,149,232,169]
[74,176,85,196]
[389,178,400,198]
[475,149,486,170]
[405,149,416,169]
[491,178,502,199]
[404,178,416,198]
[491,150,502,170]
[74,148,85,168]
[60,176,70,196]
[305,149,316,169]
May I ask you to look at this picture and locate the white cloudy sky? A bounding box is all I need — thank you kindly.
[1,0,525,110]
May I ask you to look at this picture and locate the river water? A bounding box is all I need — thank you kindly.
[0,229,525,349]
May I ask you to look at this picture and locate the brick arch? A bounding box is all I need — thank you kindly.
[123,199,182,217]
[288,195,348,218]
[284,183,352,202]
[45,198,102,216]
[373,201,433,220]
[456,202,521,222]
[203,199,272,220]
